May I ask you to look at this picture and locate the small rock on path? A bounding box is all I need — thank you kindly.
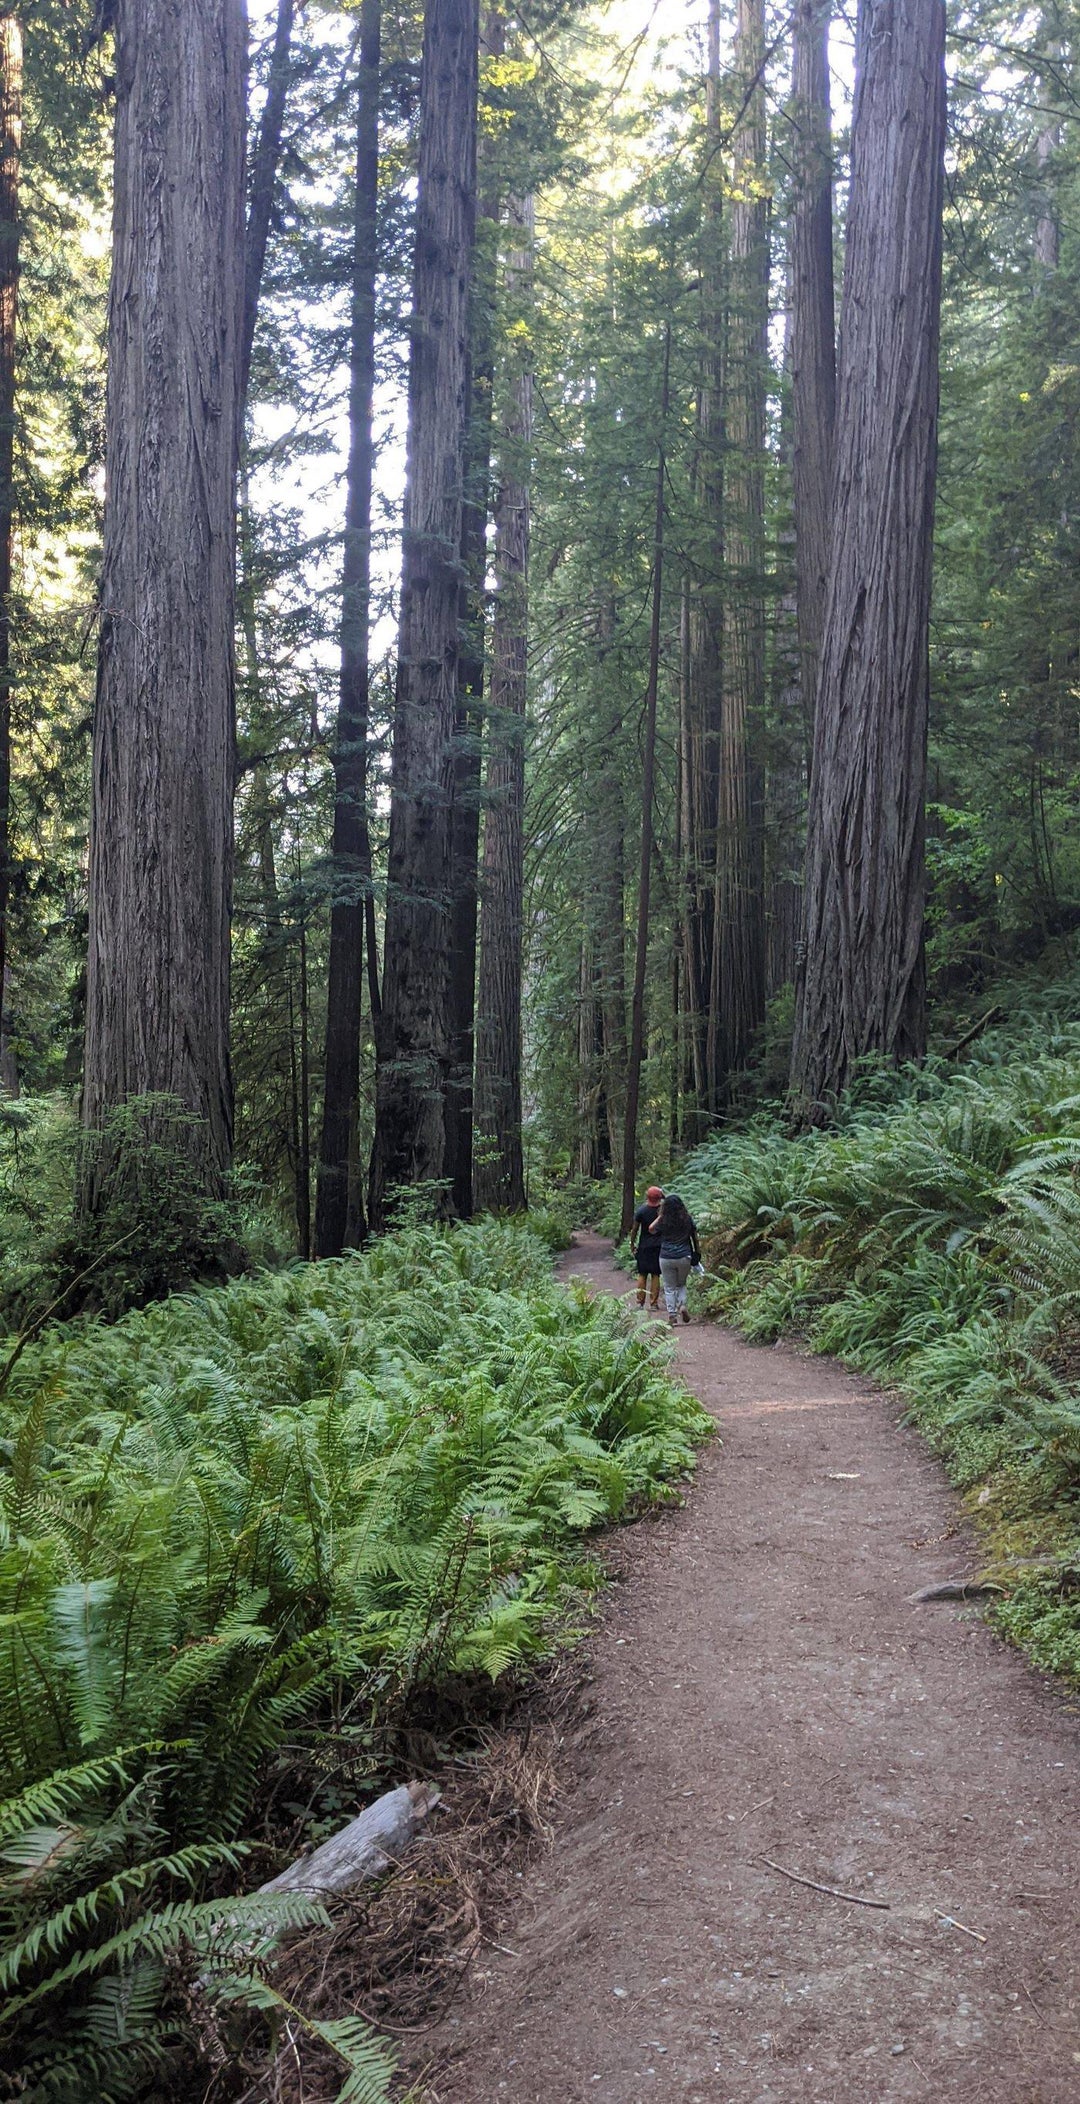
[429,1233,1080,2103]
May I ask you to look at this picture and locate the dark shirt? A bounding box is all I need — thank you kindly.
[632,1200,663,1270]
[656,1214,701,1264]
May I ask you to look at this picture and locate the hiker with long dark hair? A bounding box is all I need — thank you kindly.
[650,1191,701,1327]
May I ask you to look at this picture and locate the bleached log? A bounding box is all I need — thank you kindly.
[908,1580,999,1604]
[260,1781,439,1898]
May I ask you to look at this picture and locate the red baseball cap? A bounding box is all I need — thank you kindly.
[646,1185,664,1202]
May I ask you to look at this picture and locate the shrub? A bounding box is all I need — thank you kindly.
[1,1095,261,1334]
[0,1094,80,1321]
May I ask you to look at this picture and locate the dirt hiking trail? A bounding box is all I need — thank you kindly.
[430,1233,1080,2104]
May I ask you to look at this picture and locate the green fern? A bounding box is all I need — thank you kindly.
[0,1216,707,2097]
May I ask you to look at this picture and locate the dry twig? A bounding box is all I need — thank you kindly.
[758,1855,890,1909]
[934,1909,987,1943]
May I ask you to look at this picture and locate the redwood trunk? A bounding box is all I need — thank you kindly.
[686,0,724,1113]
[790,0,836,741]
[315,0,381,1257]
[445,5,503,1221]
[790,0,946,1116]
[598,701,627,1173]
[766,314,805,995]
[369,0,479,1226]
[712,0,768,1089]
[474,193,533,1215]
[83,0,245,1191]
[1034,115,1059,270]
[619,320,670,1241]
[576,939,603,1180]
[0,15,18,1088]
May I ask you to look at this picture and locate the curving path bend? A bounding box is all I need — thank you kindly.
[430,1232,1080,2104]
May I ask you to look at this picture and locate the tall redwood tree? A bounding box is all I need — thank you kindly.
[790,0,946,1116]
[369,0,479,1227]
[711,0,768,1091]
[685,0,724,1115]
[474,193,534,1215]
[444,3,505,1223]
[0,12,19,1094]
[790,0,836,742]
[82,0,246,1192]
[315,0,382,1257]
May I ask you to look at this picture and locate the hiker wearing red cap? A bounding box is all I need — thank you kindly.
[629,1185,665,1308]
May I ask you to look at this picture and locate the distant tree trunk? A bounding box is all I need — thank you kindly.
[790,0,836,743]
[369,0,479,1228]
[235,465,298,1196]
[445,3,504,1222]
[241,0,294,408]
[1033,22,1062,272]
[294,846,312,1257]
[765,587,804,995]
[597,694,627,1173]
[575,938,603,1180]
[0,15,18,1094]
[766,305,806,995]
[237,1,299,1206]
[620,319,670,1241]
[712,0,768,1089]
[790,0,946,1117]
[82,0,245,1196]
[1034,118,1059,270]
[686,0,724,1115]
[677,575,701,1117]
[315,0,381,1258]
[474,191,533,1215]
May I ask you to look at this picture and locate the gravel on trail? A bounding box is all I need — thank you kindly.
[429,1232,1080,2104]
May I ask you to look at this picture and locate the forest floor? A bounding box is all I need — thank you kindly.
[418,1232,1080,2104]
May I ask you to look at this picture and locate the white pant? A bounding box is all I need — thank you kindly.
[660,1255,692,1314]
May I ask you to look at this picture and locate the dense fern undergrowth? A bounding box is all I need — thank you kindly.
[0,1218,707,2102]
[678,971,1080,1688]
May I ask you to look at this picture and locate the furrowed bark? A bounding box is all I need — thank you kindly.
[82,0,246,1197]
[315,0,381,1258]
[369,0,479,1228]
[790,0,946,1117]
[0,13,19,1093]
[474,192,533,1215]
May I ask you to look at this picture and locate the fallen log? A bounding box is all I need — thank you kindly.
[943,1007,1001,1060]
[260,1781,440,1898]
[908,1580,1002,1604]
